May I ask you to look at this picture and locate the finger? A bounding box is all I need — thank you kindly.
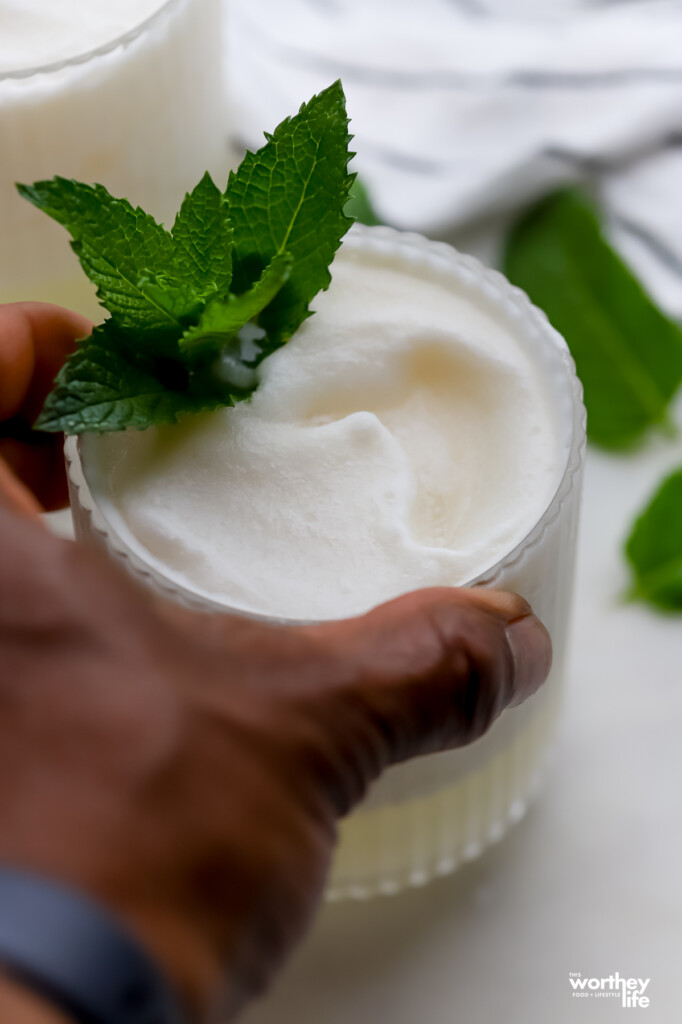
[0,305,35,421]
[0,457,44,519]
[0,303,91,510]
[303,587,551,779]
[0,302,91,422]
[0,435,69,511]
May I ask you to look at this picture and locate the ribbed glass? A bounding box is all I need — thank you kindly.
[0,0,231,318]
[66,225,586,899]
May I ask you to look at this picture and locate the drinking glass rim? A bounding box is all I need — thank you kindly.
[65,223,587,626]
[0,0,182,82]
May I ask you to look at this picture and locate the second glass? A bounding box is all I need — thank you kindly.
[0,0,233,318]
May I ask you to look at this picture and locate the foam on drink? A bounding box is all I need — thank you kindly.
[92,237,566,621]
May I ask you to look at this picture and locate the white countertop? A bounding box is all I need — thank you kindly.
[47,400,682,1023]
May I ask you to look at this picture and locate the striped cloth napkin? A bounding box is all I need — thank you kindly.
[225,0,682,317]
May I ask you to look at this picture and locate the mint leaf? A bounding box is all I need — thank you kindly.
[625,467,682,611]
[137,275,205,331]
[504,189,682,449]
[226,79,354,352]
[16,178,202,339]
[180,253,293,360]
[172,172,233,296]
[35,322,231,434]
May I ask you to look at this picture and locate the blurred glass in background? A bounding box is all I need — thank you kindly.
[0,0,234,318]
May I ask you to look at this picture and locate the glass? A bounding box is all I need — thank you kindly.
[0,0,232,319]
[65,224,586,899]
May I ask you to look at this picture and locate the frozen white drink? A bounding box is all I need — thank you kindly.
[68,226,585,897]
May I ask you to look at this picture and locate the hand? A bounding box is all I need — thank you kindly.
[0,303,552,1023]
[0,302,91,513]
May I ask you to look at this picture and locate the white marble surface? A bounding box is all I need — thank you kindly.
[46,400,682,1023]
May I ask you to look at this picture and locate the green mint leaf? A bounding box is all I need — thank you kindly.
[172,172,233,296]
[625,467,682,611]
[180,253,293,360]
[35,322,229,434]
[137,275,206,329]
[17,178,202,338]
[504,189,682,449]
[226,79,354,351]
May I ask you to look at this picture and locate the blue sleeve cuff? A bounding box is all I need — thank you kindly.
[0,866,185,1024]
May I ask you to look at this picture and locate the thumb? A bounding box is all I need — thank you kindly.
[297,587,551,811]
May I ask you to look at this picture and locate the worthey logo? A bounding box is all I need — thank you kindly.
[569,973,651,1008]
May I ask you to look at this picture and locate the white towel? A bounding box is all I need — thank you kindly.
[225,0,682,317]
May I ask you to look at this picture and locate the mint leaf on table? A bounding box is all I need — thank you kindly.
[227,79,355,357]
[18,81,353,434]
[504,189,682,449]
[625,467,682,611]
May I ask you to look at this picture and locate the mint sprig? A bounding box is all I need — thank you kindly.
[18,81,354,434]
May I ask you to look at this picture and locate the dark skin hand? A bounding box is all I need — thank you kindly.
[0,302,91,512]
[0,303,552,1024]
